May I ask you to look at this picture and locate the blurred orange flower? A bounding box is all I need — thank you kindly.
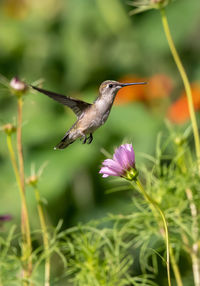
[167,83,200,124]
[146,74,173,99]
[115,75,147,105]
[115,74,173,105]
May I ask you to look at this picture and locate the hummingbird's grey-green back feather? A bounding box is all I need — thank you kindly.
[31,85,91,118]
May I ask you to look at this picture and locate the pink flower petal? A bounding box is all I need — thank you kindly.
[102,174,109,178]
[99,166,119,177]
[121,147,132,168]
[113,147,124,166]
[114,146,130,169]
[102,159,123,173]
[122,144,135,165]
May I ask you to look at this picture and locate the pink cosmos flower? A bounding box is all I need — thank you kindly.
[99,144,136,178]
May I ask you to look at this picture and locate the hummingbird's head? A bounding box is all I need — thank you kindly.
[99,80,147,101]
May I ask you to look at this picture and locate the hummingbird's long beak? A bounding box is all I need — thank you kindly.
[120,82,147,87]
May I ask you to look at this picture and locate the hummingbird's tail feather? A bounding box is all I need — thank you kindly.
[54,134,75,150]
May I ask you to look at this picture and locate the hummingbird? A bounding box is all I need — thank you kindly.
[31,80,146,149]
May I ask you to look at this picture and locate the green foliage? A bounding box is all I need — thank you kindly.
[0,0,200,285]
[0,226,21,285]
[54,221,158,286]
[0,127,200,284]
[61,225,133,285]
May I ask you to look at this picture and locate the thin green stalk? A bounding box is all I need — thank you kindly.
[146,183,183,286]
[6,135,31,284]
[133,179,171,286]
[160,8,200,164]
[34,187,50,286]
[17,97,25,199]
[175,145,200,286]
[17,96,32,279]
[161,18,200,281]
[170,246,183,286]
[185,188,200,286]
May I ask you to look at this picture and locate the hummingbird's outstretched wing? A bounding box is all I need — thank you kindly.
[31,85,91,118]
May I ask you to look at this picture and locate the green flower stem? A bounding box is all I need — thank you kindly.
[185,188,200,286]
[133,179,171,286]
[160,8,200,164]
[170,246,183,286]
[17,96,32,280]
[34,187,50,286]
[17,97,25,202]
[175,145,200,286]
[6,135,32,284]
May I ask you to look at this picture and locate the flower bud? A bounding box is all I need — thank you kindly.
[2,123,16,135]
[26,175,38,187]
[129,0,171,15]
[10,77,27,97]
[174,135,186,147]
[151,0,170,8]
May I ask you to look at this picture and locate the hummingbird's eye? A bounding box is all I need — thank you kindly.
[108,84,113,88]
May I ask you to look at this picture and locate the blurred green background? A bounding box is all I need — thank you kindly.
[0,0,200,231]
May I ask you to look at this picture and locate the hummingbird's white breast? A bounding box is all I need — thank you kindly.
[76,98,113,134]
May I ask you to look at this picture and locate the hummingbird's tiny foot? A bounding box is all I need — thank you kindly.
[82,135,87,144]
[87,133,93,144]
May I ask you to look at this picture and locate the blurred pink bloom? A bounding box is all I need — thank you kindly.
[10,77,27,92]
[0,214,12,222]
[0,215,12,230]
[99,144,135,178]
